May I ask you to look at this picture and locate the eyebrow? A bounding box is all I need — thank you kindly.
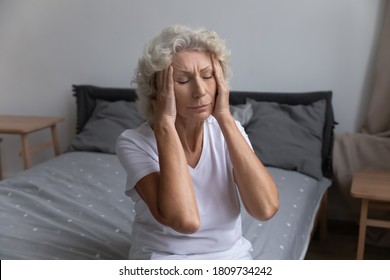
[174,66,212,74]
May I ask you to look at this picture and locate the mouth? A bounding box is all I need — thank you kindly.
[188,103,211,110]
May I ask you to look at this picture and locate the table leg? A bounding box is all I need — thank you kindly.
[50,125,61,156]
[21,134,31,169]
[357,199,368,259]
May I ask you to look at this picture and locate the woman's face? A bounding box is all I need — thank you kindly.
[171,50,217,123]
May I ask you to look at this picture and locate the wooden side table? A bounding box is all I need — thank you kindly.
[0,137,3,180]
[350,170,390,259]
[0,115,64,172]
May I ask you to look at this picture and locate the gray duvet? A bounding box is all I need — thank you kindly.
[0,152,330,259]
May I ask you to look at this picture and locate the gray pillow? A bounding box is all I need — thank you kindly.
[245,98,326,179]
[67,100,144,154]
[230,103,253,126]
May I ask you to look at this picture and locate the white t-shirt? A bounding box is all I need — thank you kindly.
[116,116,253,259]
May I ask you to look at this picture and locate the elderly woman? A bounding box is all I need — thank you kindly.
[116,25,279,260]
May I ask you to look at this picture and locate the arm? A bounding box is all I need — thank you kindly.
[211,55,279,221]
[135,66,200,234]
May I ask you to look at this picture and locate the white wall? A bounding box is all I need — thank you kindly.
[0,0,386,176]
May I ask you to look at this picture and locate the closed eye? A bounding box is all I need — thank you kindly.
[176,80,189,84]
[202,75,213,80]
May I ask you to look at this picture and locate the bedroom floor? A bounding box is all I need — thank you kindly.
[305,220,390,260]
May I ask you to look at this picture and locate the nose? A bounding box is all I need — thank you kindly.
[192,77,206,99]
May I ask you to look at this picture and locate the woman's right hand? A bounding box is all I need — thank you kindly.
[139,68,200,234]
[153,65,176,123]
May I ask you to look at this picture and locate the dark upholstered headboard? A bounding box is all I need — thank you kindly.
[72,85,138,134]
[72,85,335,178]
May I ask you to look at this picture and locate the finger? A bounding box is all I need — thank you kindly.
[167,65,174,92]
[211,54,228,93]
[151,99,157,111]
[162,67,168,90]
[156,71,163,93]
[159,66,173,92]
[211,54,223,83]
[211,53,220,73]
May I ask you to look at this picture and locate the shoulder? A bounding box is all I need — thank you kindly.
[205,116,252,148]
[117,122,154,144]
[116,121,157,153]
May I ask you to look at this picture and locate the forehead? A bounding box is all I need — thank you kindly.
[172,50,211,71]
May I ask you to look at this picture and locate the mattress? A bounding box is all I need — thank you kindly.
[0,151,330,259]
[243,167,330,259]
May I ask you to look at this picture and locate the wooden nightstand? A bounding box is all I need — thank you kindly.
[0,115,64,173]
[350,170,390,259]
[0,137,3,180]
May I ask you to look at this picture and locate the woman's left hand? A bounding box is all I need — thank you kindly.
[211,54,231,122]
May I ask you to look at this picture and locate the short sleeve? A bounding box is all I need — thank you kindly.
[235,120,254,150]
[116,125,160,200]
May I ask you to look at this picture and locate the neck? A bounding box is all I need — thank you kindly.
[175,117,205,168]
[175,117,204,152]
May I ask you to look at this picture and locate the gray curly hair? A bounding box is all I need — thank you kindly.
[133,24,231,123]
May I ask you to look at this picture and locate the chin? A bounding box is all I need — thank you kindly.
[198,111,213,120]
[187,112,211,122]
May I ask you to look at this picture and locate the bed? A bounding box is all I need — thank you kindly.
[0,85,335,260]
